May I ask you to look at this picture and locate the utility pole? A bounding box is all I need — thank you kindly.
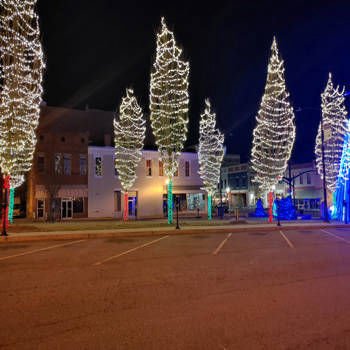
[320,115,330,223]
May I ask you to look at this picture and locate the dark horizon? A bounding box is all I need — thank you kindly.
[37,0,350,164]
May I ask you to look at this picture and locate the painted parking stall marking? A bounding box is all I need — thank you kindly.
[212,233,232,255]
[279,230,294,248]
[93,235,169,266]
[322,229,350,244]
[0,240,86,262]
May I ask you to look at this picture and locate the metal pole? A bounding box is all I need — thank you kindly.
[175,196,180,230]
[288,162,292,197]
[1,182,8,236]
[277,198,281,227]
[320,116,330,223]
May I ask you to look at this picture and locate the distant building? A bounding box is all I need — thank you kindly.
[27,105,115,220]
[88,147,205,219]
[222,162,257,209]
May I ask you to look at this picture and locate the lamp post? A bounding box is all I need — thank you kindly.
[320,115,330,223]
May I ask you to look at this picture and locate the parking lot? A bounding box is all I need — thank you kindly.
[1,227,350,349]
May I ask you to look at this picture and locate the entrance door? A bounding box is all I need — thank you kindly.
[128,197,136,217]
[61,198,73,219]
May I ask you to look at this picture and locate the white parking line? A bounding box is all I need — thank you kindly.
[0,240,86,262]
[279,230,294,248]
[212,233,232,255]
[93,235,169,266]
[321,229,350,244]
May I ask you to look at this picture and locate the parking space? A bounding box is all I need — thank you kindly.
[2,227,350,349]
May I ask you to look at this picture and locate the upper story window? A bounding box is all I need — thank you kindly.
[95,156,103,177]
[299,175,303,185]
[159,160,164,176]
[80,155,87,176]
[174,166,179,177]
[113,158,119,177]
[61,136,65,143]
[146,159,152,176]
[54,153,62,175]
[37,154,45,173]
[185,161,190,177]
[306,173,311,185]
[63,154,71,175]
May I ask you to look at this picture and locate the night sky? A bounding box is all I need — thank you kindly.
[37,0,350,163]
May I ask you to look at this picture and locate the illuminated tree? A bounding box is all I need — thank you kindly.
[0,0,44,233]
[150,17,189,224]
[251,37,295,192]
[114,88,145,221]
[315,73,348,192]
[198,99,224,220]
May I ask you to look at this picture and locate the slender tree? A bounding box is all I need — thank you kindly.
[150,17,189,224]
[114,88,145,221]
[250,37,295,221]
[0,0,44,234]
[198,99,224,220]
[315,73,348,192]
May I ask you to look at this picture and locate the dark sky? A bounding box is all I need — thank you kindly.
[37,0,350,163]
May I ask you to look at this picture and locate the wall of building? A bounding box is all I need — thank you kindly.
[88,147,204,219]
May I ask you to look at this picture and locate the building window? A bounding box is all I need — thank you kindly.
[37,154,45,173]
[114,191,121,212]
[185,161,190,177]
[146,159,152,176]
[159,160,164,176]
[95,156,103,176]
[73,198,84,213]
[306,173,311,184]
[63,154,71,175]
[113,157,119,177]
[174,166,179,177]
[299,175,303,185]
[37,199,45,219]
[79,155,87,176]
[54,153,62,175]
[61,136,65,142]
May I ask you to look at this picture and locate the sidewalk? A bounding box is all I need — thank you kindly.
[1,219,348,243]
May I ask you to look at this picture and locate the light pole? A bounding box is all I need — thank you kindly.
[320,115,330,223]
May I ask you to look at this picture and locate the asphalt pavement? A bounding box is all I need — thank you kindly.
[1,227,350,349]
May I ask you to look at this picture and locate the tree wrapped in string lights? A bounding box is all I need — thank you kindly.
[315,73,348,192]
[0,0,44,234]
[114,88,145,221]
[198,99,224,220]
[150,17,189,224]
[250,37,295,222]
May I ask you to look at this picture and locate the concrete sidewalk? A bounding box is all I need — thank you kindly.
[1,221,348,243]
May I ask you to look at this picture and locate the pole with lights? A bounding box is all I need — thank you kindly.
[150,17,189,224]
[198,99,225,220]
[114,88,145,221]
[0,0,44,235]
[250,37,295,223]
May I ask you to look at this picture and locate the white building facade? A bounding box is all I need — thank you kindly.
[88,147,206,219]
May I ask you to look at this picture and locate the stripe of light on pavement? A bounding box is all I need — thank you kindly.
[212,233,232,255]
[93,235,169,266]
[0,240,86,262]
[279,230,294,248]
[321,229,350,244]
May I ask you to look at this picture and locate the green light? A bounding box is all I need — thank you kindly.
[167,179,173,224]
[8,188,15,224]
[208,194,212,220]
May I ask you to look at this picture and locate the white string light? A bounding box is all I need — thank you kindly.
[315,73,348,191]
[251,37,295,191]
[198,99,224,196]
[149,17,189,178]
[114,88,146,191]
[0,0,44,185]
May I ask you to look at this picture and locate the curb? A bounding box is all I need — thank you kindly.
[0,223,349,243]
